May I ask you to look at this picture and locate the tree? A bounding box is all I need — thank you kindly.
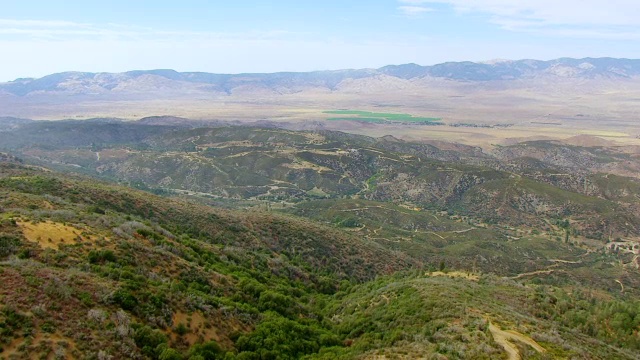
[188,341,223,360]
[158,347,183,360]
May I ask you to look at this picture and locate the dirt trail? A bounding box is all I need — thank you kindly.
[510,269,555,279]
[381,294,390,305]
[452,228,475,234]
[549,259,582,264]
[489,322,546,360]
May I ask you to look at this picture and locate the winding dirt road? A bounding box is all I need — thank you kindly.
[489,322,546,360]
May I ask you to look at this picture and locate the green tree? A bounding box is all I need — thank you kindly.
[188,341,223,360]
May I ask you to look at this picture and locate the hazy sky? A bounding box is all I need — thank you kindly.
[1,0,639,81]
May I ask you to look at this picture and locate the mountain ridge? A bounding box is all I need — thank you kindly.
[3,57,640,96]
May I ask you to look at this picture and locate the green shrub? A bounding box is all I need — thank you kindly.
[113,289,138,311]
[174,323,189,336]
[188,341,223,360]
[88,250,117,264]
[134,325,168,358]
[0,307,33,340]
[158,347,183,360]
[137,228,163,241]
[0,235,20,258]
[17,248,31,259]
[258,290,295,317]
[236,313,338,359]
[41,320,56,333]
[87,205,106,214]
[338,218,361,228]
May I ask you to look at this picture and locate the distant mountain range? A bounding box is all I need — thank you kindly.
[2,57,640,96]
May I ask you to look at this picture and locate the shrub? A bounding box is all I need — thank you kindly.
[88,250,117,264]
[0,235,20,258]
[113,289,138,311]
[17,248,31,259]
[137,228,163,241]
[41,320,56,333]
[78,292,94,307]
[188,341,223,360]
[134,325,168,358]
[174,323,189,336]
[258,290,295,317]
[0,307,33,340]
[90,206,106,214]
[158,346,183,360]
[236,313,338,359]
[339,218,361,228]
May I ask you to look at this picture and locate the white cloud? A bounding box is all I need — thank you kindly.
[406,1,640,38]
[0,19,299,42]
[397,0,432,4]
[0,19,88,28]
[398,5,435,17]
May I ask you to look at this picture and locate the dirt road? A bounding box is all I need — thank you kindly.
[489,322,546,360]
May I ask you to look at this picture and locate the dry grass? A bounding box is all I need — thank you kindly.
[577,129,631,137]
[17,220,96,250]
[427,271,480,281]
[168,310,248,349]
[170,311,221,346]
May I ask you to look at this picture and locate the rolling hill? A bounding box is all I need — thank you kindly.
[2,120,639,241]
[1,156,639,359]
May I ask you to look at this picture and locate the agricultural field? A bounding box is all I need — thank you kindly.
[324,110,442,124]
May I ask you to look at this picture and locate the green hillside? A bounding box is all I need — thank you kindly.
[0,121,639,359]
[0,162,415,359]
[1,122,639,240]
[1,162,639,359]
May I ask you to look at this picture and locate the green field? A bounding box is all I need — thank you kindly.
[326,117,387,123]
[324,110,441,123]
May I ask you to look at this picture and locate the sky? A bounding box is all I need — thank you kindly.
[0,0,639,81]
